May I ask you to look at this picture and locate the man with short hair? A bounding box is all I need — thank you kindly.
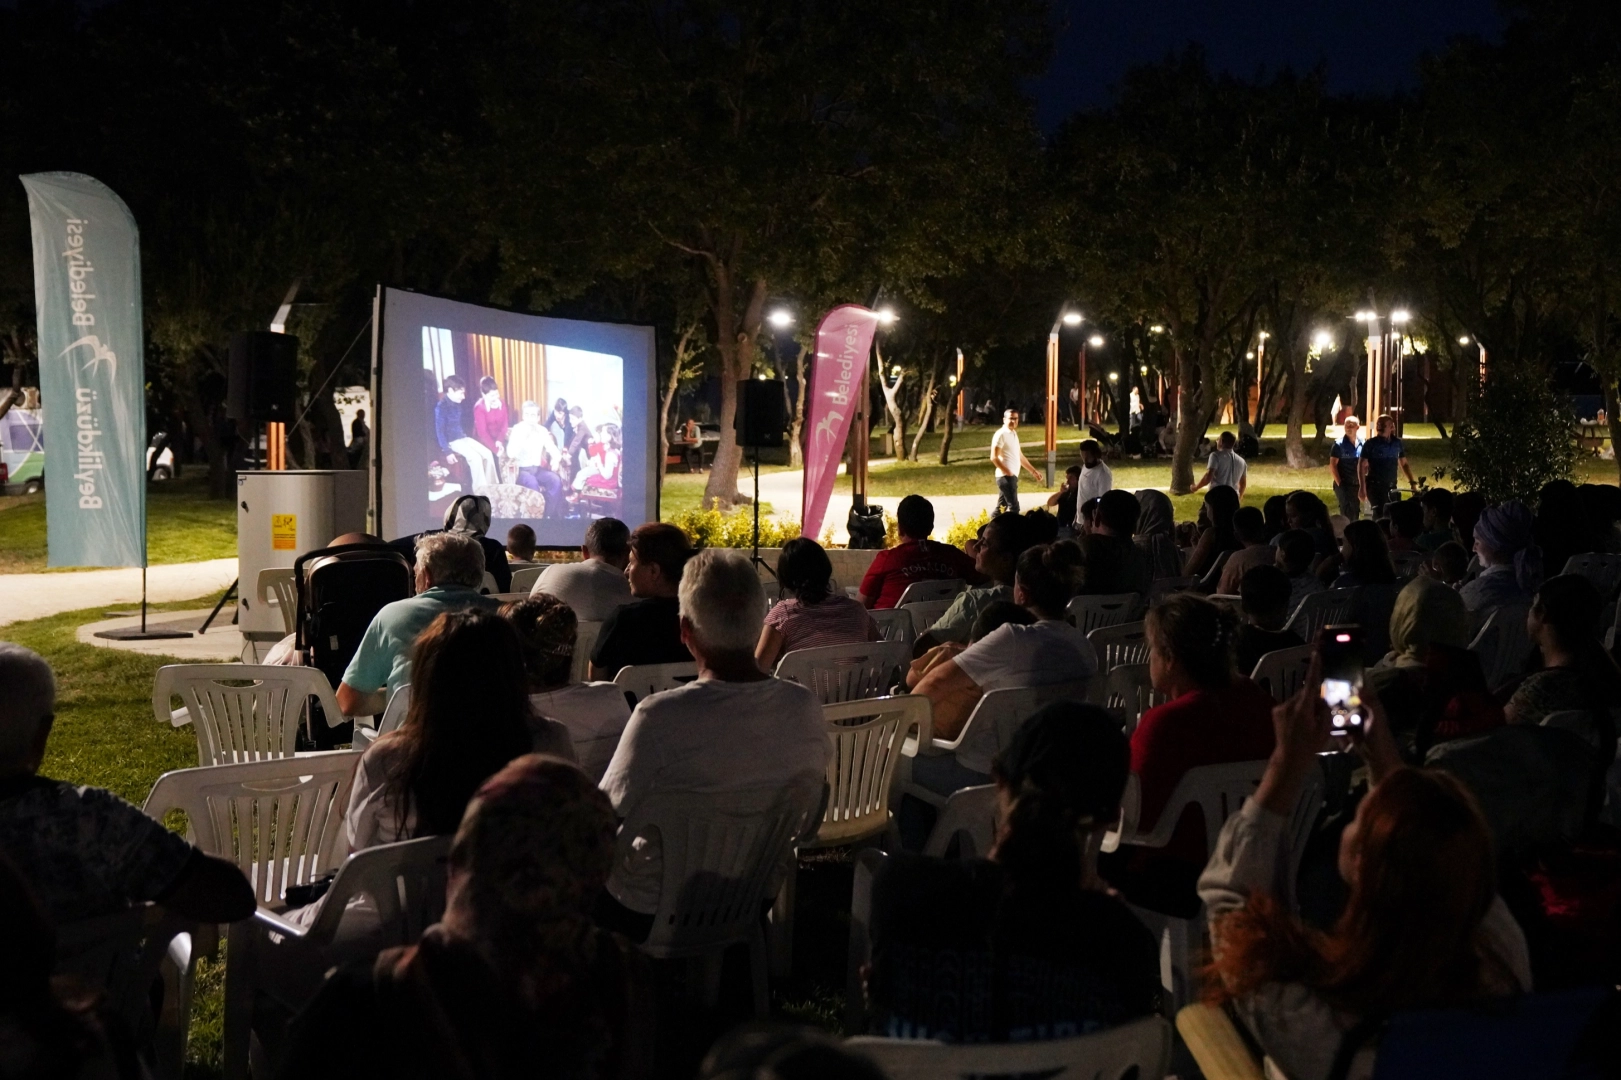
[1217,506,1276,594]
[435,376,498,488]
[1235,565,1305,675]
[588,523,694,679]
[532,517,634,622]
[1360,414,1416,517]
[1190,431,1247,496]
[506,524,538,566]
[1416,488,1455,553]
[0,644,254,924]
[990,408,1042,515]
[1072,440,1113,529]
[915,514,1028,651]
[859,495,981,609]
[1080,489,1149,594]
[598,549,830,941]
[1327,416,1364,521]
[337,531,501,716]
[1275,528,1326,614]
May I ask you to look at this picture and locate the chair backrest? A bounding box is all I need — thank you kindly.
[1066,592,1144,635]
[950,683,1090,774]
[868,607,917,647]
[509,565,545,594]
[572,620,603,684]
[813,696,929,846]
[1561,552,1621,599]
[1284,587,1358,643]
[1250,644,1316,701]
[1391,550,1426,581]
[256,567,298,636]
[298,835,452,947]
[612,661,700,705]
[1149,575,1200,601]
[1109,759,1269,855]
[1087,619,1150,671]
[1468,602,1532,692]
[143,751,359,908]
[152,664,344,766]
[847,1015,1173,1080]
[629,778,824,957]
[902,599,954,637]
[353,684,410,750]
[1368,985,1612,1080]
[1198,549,1233,590]
[479,571,499,595]
[922,784,998,858]
[896,578,965,606]
[1089,663,1163,734]
[54,905,195,1053]
[775,640,911,704]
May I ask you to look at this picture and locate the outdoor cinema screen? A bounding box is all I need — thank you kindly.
[376,287,656,547]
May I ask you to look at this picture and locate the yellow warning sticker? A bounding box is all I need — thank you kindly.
[271,514,298,551]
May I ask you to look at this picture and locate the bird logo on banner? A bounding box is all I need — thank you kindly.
[61,335,117,379]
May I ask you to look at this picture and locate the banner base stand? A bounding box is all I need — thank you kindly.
[94,627,194,641]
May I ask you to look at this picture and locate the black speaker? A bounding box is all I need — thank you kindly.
[735,379,786,448]
[228,331,299,423]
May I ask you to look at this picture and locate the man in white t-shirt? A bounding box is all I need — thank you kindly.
[1072,439,1113,529]
[597,548,830,941]
[991,408,1042,515]
[1191,430,1247,497]
[531,517,633,621]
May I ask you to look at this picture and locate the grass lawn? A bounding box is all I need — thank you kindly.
[0,473,237,574]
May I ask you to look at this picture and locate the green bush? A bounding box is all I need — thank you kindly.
[1448,364,1579,504]
[944,509,991,548]
[667,507,802,549]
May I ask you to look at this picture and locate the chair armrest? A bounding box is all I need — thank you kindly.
[1176,1004,1266,1080]
[250,905,316,942]
[1100,772,1141,853]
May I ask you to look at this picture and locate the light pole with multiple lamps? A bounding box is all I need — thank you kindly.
[1045,310,1083,486]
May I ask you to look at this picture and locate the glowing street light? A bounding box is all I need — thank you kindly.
[875,307,898,325]
[1139,365,1148,375]
[1354,310,1378,322]
[1088,335,1105,347]
[1313,330,1334,350]
[1062,311,1084,326]
[1458,335,1472,345]
[1245,351,1255,360]
[1390,309,1411,325]
[1107,371,1119,383]
[1148,324,1165,334]
[767,309,794,329]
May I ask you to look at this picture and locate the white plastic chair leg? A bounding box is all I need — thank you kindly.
[222,922,254,1080]
[768,871,795,980]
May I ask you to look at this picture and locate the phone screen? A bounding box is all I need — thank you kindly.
[1319,625,1365,736]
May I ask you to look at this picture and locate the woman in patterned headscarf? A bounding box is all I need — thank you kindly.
[1461,500,1543,619]
[281,755,654,1079]
[1133,489,1183,580]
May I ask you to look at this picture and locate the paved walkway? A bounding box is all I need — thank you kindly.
[0,558,238,628]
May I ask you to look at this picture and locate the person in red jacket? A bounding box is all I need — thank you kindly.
[1099,593,1277,918]
[859,495,983,609]
[472,376,509,462]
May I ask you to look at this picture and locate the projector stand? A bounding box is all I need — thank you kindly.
[93,566,195,641]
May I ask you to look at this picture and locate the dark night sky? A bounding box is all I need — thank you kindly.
[1031,0,1506,128]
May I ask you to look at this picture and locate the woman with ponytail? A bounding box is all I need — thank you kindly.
[864,704,1160,1042]
[755,538,878,671]
[1098,593,1277,918]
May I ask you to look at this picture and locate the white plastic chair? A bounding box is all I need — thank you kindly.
[152,664,346,766]
[1562,552,1621,599]
[1391,550,1426,581]
[847,1016,1173,1080]
[626,778,824,1014]
[909,683,1089,803]
[352,684,409,750]
[509,564,545,593]
[775,641,911,704]
[572,620,603,683]
[809,696,928,848]
[902,598,954,637]
[1089,663,1162,734]
[1284,587,1357,643]
[223,836,451,1080]
[895,578,965,606]
[612,660,700,705]
[479,570,499,594]
[1088,619,1150,671]
[1249,644,1315,702]
[922,783,998,858]
[1468,602,1532,692]
[1066,592,1143,635]
[868,607,917,648]
[143,752,359,912]
[255,567,298,636]
[1197,549,1233,591]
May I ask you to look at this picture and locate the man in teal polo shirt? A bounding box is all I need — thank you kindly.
[336,531,501,716]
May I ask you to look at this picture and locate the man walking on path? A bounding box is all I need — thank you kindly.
[1360,414,1417,517]
[1072,439,1113,529]
[1328,416,1364,521]
[990,408,1042,515]
[1190,430,1248,497]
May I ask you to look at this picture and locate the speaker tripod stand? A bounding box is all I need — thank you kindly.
[747,444,774,580]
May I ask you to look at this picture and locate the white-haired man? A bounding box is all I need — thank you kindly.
[0,643,255,923]
[596,548,830,941]
[337,531,501,716]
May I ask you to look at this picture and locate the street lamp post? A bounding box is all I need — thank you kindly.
[1046,310,1083,486]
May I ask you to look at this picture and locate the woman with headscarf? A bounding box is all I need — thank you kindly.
[1367,577,1503,759]
[1183,484,1242,581]
[1134,489,1184,580]
[1460,500,1542,625]
[281,755,655,1080]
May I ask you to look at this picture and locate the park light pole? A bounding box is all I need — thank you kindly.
[852,306,898,507]
[1045,309,1083,486]
[1255,330,1269,425]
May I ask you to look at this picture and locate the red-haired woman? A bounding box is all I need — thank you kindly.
[1199,674,1531,1080]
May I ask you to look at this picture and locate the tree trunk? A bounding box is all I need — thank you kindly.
[874,348,905,461]
[938,371,959,466]
[701,270,767,509]
[787,342,807,469]
[657,339,683,487]
[908,356,941,462]
[1285,347,1312,469]
[1169,345,1201,493]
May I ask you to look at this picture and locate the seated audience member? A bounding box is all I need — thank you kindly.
[598,550,830,942]
[1451,490,1487,549]
[1367,577,1502,759]
[1134,489,1184,580]
[1429,540,1470,587]
[0,644,254,924]
[1046,464,1083,532]
[1416,487,1455,552]
[389,494,512,593]
[505,523,538,567]
[337,531,501,717]
[1183,485,1242,581]
[531,517,633,622]
[1099,595,1275,918]
[1461,500,1542,624]
[866,704,1160,1040]
[1505,573,1621,730]
[282,755,654,1079]
[1075,496,1102,535]
[1022,506,1062,545]
[1236,565,1304,676]
[1078,489,1149,594]
[1534,479,1586,586]
[347,610,554,852]
[1386,498,1424,554]
[914,542,1097,746]
[1261,494,1288,541]
[1201,688,1530,1080]
[504,596,629,782]
[1578,482,1621,555]
[1283,490,1338,567]
[757,538,878,671]
[588,523,694,680]
[916,514,1027,650]
[1276,529,1326,613]
[1218,507,1275,595]
[906,600,1034,692]
[1332,519,1399,589]
[859,494,980,608]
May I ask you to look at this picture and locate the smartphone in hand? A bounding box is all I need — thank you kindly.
[1319,624,1365,738]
